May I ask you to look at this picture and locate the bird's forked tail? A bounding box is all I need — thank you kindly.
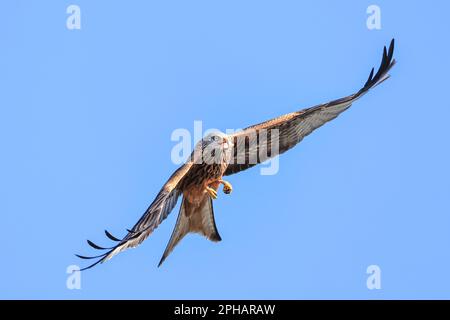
[158,195,222,266]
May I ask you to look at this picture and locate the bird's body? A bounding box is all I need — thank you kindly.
[180,132,232,205]
[182,169,222,205]
[77,39,396,270]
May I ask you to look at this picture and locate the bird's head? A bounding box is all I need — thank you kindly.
[193,131,232,165]
[203,131,230,149]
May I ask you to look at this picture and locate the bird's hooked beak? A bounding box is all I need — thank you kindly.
[222,137,230,150]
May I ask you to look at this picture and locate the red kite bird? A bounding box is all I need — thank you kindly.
[77,39,396,269]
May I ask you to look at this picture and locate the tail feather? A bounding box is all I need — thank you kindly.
[158,195,221,267]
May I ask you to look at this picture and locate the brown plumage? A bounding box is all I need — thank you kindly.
[77,39,396,270]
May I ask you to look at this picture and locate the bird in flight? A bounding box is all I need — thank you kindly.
[77,39,396,270]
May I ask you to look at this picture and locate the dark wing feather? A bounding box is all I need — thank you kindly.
[225,39,395,176]
[104,230,121,242]
[77,162,193,270]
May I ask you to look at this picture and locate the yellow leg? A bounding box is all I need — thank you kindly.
[219,179,233,194]
[206,186,218,199]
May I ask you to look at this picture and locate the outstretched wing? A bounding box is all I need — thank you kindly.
[225,39,396,176]
[76,162,193,270]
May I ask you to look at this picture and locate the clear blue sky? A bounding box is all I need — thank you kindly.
[2,1,450,299]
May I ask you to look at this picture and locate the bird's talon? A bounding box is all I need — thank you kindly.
[222,182,233,194]
[206,187,218,199]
